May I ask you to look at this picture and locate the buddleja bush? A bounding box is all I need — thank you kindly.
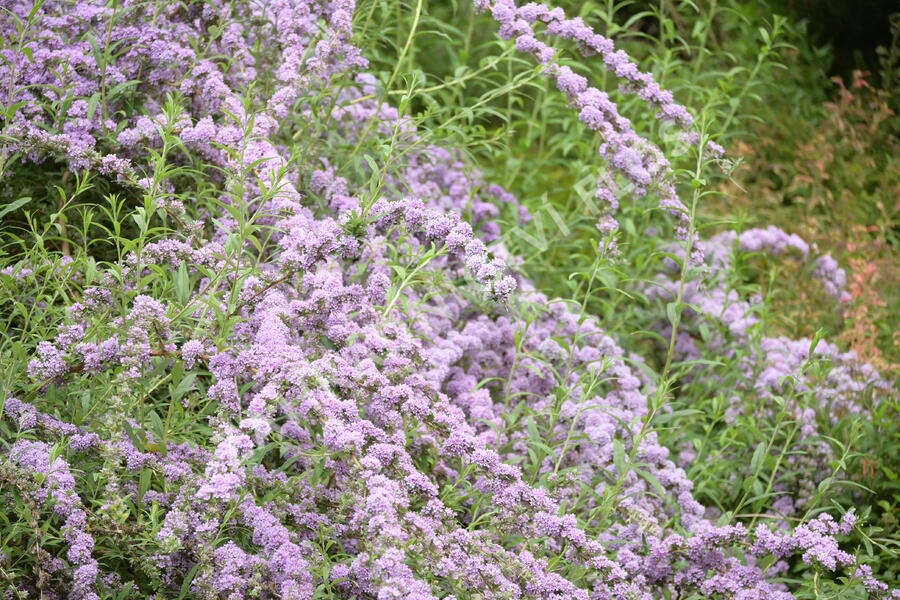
[0,1,895,599]
[360,0,900,570]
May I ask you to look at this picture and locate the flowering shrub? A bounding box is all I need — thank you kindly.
[713,70,899,365]
[0,1,896,599]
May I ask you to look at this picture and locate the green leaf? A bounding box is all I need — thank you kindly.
[86,92,101,121]
[138,468,152,501]
[635,468,666,497]
[172,373,197,403]
[750,442,766,474]
[147,410,166,445]
[0,197,33,219]
[132,210,146,231]
[613,438,627,476]
[653,409,703,426]
[178,563,200,599]
[174,262,190,304]
[666,301,679,327]
[107,79,139,100]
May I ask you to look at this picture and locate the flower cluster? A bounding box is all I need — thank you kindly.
[475,0,696,244]
[647,226,891,511]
